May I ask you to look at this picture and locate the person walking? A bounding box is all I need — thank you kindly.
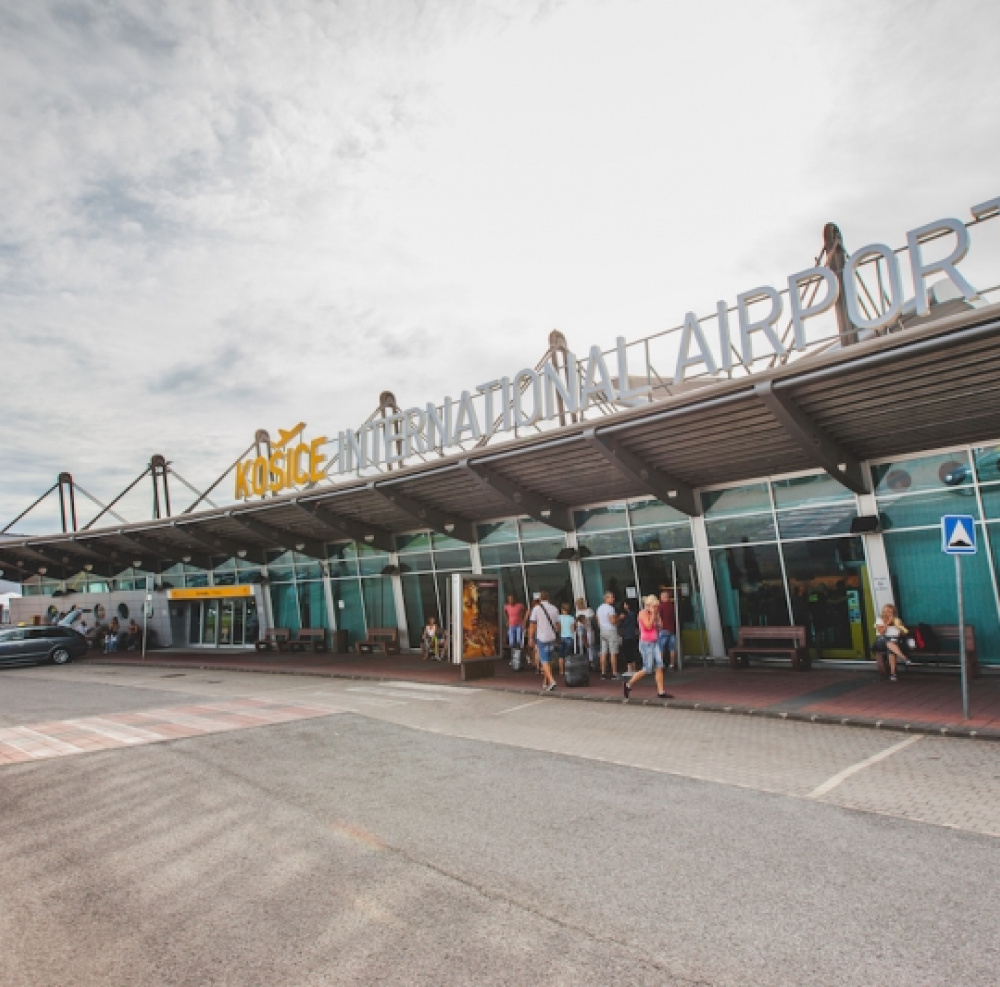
[618,598,639,673]
[596,591,620,679]
[658,588,678,671]
[528,590,561,693]
[504,594,526,651]
[624,595,674,701]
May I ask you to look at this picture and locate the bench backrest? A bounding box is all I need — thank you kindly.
[265,628,291,640]
[928,624,976,651]
[736,625,807,646]
[367,627,399,641]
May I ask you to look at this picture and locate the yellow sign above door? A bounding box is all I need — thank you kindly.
[167,586,254,601]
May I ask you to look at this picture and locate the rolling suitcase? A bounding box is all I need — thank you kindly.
[563,651,590,687]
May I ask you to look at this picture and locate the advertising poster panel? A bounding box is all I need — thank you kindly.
[450,573,502,664]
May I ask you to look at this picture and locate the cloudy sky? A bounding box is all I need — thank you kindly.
[1,0,999,535]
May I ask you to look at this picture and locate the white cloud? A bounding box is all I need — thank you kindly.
[1,0,998,534]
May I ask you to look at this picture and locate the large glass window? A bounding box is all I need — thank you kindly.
[711,543,787,644]
[398,530,474,646]
[330,577,366,647]
[704,471,872,656]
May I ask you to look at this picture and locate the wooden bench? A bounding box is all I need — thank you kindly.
[255,628,291,652]
[876,624,980,679]
[356,627,400,655]
[290,628,328,652]
[729,626,810,671]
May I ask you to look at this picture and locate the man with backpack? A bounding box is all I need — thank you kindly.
[528,590,561,693]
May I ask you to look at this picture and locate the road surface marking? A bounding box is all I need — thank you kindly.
[378,681,478,694]
[0,699,342,767]
[346,687,451,702]
[808,735,924,799]
[494,699,549,715]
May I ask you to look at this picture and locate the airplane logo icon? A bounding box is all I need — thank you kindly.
[273,423,306,449]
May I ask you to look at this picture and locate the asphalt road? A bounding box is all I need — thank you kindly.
[1,668,998,986]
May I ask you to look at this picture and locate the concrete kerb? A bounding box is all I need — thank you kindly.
[78,657,1000,742]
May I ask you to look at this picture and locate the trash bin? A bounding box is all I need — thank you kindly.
[333,629,349,654]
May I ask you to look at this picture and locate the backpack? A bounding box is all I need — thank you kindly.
[915,622,938,652]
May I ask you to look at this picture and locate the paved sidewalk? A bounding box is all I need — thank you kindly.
[80,650,1000,738]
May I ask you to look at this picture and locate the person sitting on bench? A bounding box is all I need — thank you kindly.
[874,603,910,681]
[422,615,443,660]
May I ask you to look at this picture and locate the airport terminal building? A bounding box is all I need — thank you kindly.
[5,197,1000,668]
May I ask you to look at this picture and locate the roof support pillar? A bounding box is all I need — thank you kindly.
[582,429,700,517]
[459,460,574,532]
[368,483,476,543]
[754,379,868,494]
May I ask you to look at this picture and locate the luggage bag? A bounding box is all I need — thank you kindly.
[563,651,590,687]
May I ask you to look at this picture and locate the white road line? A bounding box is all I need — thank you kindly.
[808,735,924,799]
[493,699,549,715]
[378,681,478,694]
[346,687,449,702]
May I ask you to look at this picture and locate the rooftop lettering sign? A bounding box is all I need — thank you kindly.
[667,196,998,385]
[234,196,999,499]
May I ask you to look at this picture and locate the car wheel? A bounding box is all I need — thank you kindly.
[50,647,72,665]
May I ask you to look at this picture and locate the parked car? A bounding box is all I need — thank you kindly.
[0,625,89,667]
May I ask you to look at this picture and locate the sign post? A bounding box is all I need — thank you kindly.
[671,560,682,673]
[941,515,976,721]
[142,574,154,660]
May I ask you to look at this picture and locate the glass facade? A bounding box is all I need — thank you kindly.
[876,446,1000,665]
[16,441,1000,667]
[575,499,705,656]
[704,473,869,657]
[398,532,472,648]
[327,543,395,647]
[479,518,573,614]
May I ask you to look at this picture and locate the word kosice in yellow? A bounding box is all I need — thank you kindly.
[235,424,328,499]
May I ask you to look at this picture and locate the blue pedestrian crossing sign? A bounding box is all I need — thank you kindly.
[942,515,977,555]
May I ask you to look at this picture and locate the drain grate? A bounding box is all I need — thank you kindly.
[159,673,187,678]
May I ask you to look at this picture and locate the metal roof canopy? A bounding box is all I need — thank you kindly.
[10,304,1000,573]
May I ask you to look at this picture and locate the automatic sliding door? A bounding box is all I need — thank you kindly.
[204,602,219,646]
[188,603,203,645]
[219,602,234,646]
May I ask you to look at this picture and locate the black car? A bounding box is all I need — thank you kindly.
[0,625,89,667]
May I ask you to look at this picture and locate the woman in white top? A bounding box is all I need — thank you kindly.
[874,603,910,681]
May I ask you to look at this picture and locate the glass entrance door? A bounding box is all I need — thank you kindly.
[188,597,258,647]
[219,602,234,646]
[783,537,870,659]
[204,602,219,645]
